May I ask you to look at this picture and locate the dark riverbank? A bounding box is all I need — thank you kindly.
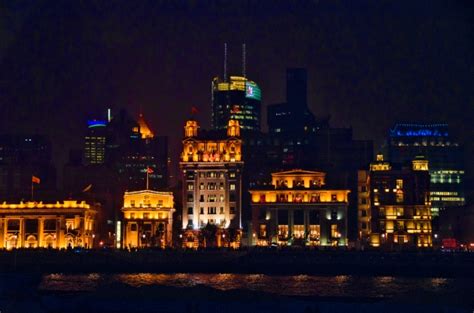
[0,249,473,277]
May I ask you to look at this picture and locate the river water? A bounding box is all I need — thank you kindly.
[1,273,473,312]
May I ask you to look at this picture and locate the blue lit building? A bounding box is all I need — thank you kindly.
[388,123,465,218]
[84,119,108,165]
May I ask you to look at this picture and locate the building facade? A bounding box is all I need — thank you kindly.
[211,76,262,132]
[358,155,432,248]
[84,119,107,165]
[249,170,349,246]
[180,119,243,248]
[388,123,465,217]
[121,190,174,249]
[0,200,97,249]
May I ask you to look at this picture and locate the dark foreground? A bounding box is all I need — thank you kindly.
[0,249,473,277]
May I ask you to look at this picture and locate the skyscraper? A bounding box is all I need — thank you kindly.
[84,119,107,165]
[387,123,465,217]
[211,76,262,132]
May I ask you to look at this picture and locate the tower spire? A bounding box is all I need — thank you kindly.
[224,43,228,82]
[242,43,246,78]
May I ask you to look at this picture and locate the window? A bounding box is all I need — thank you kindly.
[361,210,367,217]
[230,207,236,214]
[130,200,135,207]
[187,194,194,202]
[144,195,150,206]
[187,183,194,191]
[199,195,204,202]
[229,172,236,178]
[130,224,137,231]
[219,183,224,190]
[188,207,193,214]
[331,194,337,202]
[230,194,236,202]
[259,224,267,237]
[396,207,404,216]
[331,224,338,238]
[130,213,135,219]
[158,200,163,206]
[396,179,403,189]
[230,183,236,191]
[200,207,204,214]
[199,183,205,190]
[219,194,225,202]
[219,207,224,214]
[208,207,217,214]
[143,213,149,219]
[361,198,367,204]
[396,190,404,203]
[208,195,217,202]
[361,222,367,230]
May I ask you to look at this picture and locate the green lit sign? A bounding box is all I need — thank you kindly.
[245,81,261,101]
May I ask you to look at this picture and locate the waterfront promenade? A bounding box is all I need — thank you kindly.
[0,249,473,277]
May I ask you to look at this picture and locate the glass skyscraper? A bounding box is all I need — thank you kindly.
[211,76,262,132]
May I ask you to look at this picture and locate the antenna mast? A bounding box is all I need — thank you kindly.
[224,43,228,82]
[242,43,246,78]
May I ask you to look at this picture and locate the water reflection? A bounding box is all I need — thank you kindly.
[38,272,470,303]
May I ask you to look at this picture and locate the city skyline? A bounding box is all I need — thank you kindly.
[0,1,472,175]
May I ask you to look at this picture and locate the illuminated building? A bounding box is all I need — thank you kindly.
[180,118,243,248]
[388,123,465,217]
[122,114,168,191]
[84,119,107,165]
[358,154,432,248]
[212,76,262,132]
[64,110,168,246]
[249,170,349,246]
[0,200,97,249]
[243,68,372,242]
[121,190,174,248]
[0,134,57,200]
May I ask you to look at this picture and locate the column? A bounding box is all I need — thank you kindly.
[0,218,4,249]
[288,209,294,239]
[167,213,173,247]
[304,209,309,240]
[38,218,44,248]
[19,218,24,248]
[3,219,8,249]
[320,208,329,246]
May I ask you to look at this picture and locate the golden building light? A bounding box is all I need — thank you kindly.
[180,118,243,249]
[121,190,175,249]
[249,169,350,247]
[0,200,98,250]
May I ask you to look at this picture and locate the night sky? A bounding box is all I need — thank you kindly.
[1,1,473,183]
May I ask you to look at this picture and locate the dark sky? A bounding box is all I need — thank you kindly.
[0,1,473,175]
